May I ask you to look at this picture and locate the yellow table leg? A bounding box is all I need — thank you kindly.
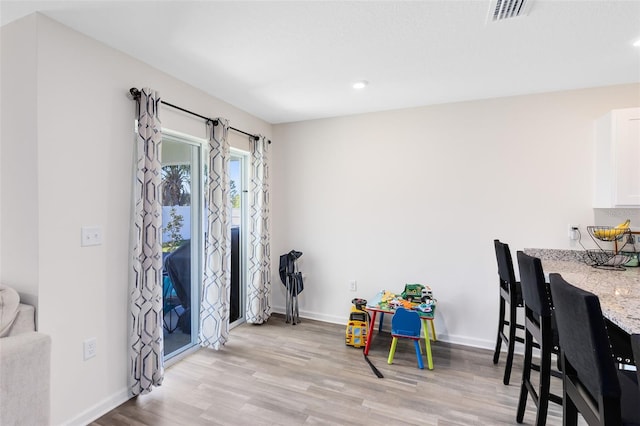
[421,319,434,370]
[388,337,398,364]
[430,320,437,342]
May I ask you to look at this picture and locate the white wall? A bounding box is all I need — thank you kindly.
[0,14,40,307]
[1,14,272,425]
[271,84,640,348]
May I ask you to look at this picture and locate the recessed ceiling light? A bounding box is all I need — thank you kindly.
[353,80,369,90]
[634,39,640,47]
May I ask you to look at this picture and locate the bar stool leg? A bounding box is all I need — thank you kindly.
[503,300,517,385]
[535,334,553,426]
[516,330,534,423]
[493,295,506,364]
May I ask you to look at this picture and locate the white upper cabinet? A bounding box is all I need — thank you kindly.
[593,107,640,208]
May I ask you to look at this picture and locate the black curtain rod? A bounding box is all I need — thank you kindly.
[129,87,270,143]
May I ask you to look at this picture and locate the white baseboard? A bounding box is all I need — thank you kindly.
[271,306,345,325]
[63,388,130,426]
[439,333,495,351]
[272,306,501,352]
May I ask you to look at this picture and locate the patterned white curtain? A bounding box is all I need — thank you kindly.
[246,136,271,324]
[200,119,231,349]
[129,87,164,396]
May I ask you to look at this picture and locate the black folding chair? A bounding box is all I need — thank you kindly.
[279,250,304,324]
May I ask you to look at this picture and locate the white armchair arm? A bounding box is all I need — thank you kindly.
[0,331,51,425]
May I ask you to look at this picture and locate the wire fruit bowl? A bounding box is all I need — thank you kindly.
[584,250,631,270]
[587,226,629,242]
[581,223,634,270]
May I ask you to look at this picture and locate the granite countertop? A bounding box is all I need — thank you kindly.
[524,248,640,335]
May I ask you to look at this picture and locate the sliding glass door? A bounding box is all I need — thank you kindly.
[230,151,248,327]
[161,136,247,357]
[161,134,202,358]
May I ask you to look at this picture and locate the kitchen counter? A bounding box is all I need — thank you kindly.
[524,248,640,335]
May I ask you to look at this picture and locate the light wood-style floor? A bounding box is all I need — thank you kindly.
[92,315,579,426]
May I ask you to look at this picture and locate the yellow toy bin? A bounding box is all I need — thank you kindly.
[345,305,368,348]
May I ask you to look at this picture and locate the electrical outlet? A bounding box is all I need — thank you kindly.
[349,280,357,292]
[83,337,97,360]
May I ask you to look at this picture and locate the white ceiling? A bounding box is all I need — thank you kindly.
[2,0,640,124]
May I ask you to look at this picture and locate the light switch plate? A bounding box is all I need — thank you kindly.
[81,226,103,246]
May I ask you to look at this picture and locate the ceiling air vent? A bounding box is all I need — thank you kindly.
[488,0,533,22]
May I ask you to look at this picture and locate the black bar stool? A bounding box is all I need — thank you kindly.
[492,240,525,385]
[515,252,562,426]
[632,334,640,384]
[549,274,640,425]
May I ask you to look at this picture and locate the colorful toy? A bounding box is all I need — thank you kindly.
[345,298,368,348]
[381,290,396,303]
[401,283,425,302]
[421,285,434,302]
[416,302,434,313]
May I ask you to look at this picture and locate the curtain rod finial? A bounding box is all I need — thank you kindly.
[129,87,140,99]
